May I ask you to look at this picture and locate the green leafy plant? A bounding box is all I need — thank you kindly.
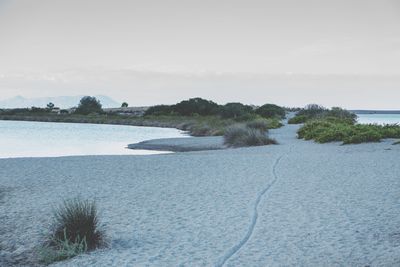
[297,118,400,144]
[255,104,286,119]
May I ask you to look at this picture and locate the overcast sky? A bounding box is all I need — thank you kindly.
[0,0,399,109]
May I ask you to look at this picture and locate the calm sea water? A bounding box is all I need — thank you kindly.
[0,120,187,158]
[356,113,400,125]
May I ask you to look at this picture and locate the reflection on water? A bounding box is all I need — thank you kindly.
[0,120,187,158]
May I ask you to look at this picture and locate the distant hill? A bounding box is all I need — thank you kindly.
[0,95,120,109]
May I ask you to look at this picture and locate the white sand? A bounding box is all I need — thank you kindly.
[1,124,400,266]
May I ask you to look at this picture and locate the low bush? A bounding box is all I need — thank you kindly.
[288,115,307,124]
[297,104,327,117]
[255,104,286,119]
[342,128,382,144]
[327,107,357,123]
[219,102,254,119]
[224,124,277,147]
[297,119,400,144]
[40,198,105,264]
[290,105,356,124]
[174,98,220,116]
[144,105,174,116]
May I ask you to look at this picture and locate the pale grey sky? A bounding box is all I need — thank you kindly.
[0,0,399,109]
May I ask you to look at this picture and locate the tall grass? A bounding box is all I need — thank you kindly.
[224,124,277,147]
[40,198,105,264]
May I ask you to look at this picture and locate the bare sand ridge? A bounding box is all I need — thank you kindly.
[1,124,399,266]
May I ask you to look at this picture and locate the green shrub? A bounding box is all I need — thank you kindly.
[174,98,220,116]
[144,105,174,116]
[219,102,254,118]
[297,104,327,117]
[298,119,400,144]
[288,115,307,124]
[381,124,400,138]
[40,198,105,264]
[255,104,285,119]
[343,128,382,144]
[224,124,277,147]
[327,107,357,123]
[291,105,356,124]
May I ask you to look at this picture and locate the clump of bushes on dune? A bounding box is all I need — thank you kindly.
[224,124,277,147]
[288,104,357,124]
[39,198,106,264]
[293,104,400,144]
[255,104,286,119]
[297,117,400,144]
[287,114,308,124]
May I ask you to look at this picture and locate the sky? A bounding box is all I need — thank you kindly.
[0,0,399,109]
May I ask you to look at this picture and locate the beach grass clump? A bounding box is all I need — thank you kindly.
[224,124,277,147]
[297,118,400,144]
[40,198,105,264]
[246,119,271,132]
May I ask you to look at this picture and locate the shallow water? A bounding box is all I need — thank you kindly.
[0,120,187,158]
[356,113,400,125]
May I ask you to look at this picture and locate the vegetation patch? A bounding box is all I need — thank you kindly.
[39,198,105,265]
[224,124,277,147]
[246,119,269,132]
[255,104,286,119]
[297,117,400,144]
[288,104,356,124]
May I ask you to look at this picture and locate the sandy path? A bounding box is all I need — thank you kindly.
[1,124,400,266]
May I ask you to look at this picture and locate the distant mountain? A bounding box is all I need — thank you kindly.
[0,95,120,109]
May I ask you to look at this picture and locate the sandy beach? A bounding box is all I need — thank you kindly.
[1,123,400,266]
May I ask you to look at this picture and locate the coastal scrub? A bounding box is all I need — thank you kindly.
[297,118,400,144]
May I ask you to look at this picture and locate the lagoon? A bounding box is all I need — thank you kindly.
[356,113,400,125]
[0,120,186,158]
